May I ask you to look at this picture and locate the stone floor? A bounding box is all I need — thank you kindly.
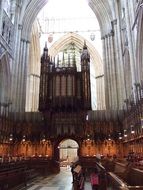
[25,167,92,190]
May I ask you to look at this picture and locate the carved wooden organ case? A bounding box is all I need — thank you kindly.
[39,42,91,138]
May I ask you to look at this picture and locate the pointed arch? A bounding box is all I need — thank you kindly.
[49,32,103,76]
[20,0,113,40]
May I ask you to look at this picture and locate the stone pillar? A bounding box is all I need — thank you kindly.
[20,39,27,111]
[102,36,110,109]
[96,75,105,110]
[35,75,40,111]
[9,0,16,23]
[107,34,113,109]
[0,0,4,34]
[13,37,30,112]
[112,19,126,109]
[124,0,137,85]
[22,40,30,111]
[109,32,118,109]
[25,74,30,111]
[102,31,118,109]
[136,6,143,82]
[15,38,25,112]
[96,76,100,109]
[10,20,22,112]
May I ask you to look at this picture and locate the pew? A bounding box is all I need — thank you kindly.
[108,172,143,190]
[86,158,143,190]
[0,161,39,190]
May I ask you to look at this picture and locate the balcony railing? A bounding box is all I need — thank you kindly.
[0,10,14,58]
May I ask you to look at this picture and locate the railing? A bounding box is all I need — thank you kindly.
[108,172,128,190]
[108,172,143,190]
[96,161,108,190]
[0,10,14,58]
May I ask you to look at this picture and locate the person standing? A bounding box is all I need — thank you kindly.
[90,168,99,190]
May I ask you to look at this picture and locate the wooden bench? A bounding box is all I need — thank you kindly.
[0,162,39,190]
[108,172,143,190]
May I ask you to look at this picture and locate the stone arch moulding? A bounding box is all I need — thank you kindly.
[53,136,81,161]
[20,0,113,41]
[48,32,103,76]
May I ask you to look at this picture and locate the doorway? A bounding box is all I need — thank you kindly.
[59,139,79,168]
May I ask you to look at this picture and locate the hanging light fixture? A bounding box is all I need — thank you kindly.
[90,33,95,41]
[48,33,53,43]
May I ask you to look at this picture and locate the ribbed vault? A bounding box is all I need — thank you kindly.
[49,32,103,76]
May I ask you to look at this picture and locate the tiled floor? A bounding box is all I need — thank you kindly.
[25,167,92,190]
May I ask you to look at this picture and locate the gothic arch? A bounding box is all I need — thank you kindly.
[20,0,113,40]
[49,32,103,76]
[15,0,113,111]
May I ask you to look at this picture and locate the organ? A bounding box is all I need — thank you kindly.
[39,41,91,112]
[39,41,91,137]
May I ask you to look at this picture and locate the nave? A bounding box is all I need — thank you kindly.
[23,168,92,190]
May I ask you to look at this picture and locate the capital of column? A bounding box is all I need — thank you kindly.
[111,19,117,26]
[21,39,31,43]
[26,40,30,44]
[108,30,114,37]
[101,34,109,40]
[21,38,26,42]
[101,36,106,40]
[18,24,23,30]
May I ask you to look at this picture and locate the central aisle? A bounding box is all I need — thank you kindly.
[25,167,92,190]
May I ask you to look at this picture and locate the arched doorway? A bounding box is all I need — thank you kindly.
[59,139,79,167]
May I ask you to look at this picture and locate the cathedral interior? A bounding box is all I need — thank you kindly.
[0,0,143,189]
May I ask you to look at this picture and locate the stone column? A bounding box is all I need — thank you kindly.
[107,34,113,109]
[22,40,30,111]
[112,19,126,109]
[96,76,100,109]
[9,0,16,23]
[109,32,118,109]
[25,74,30,111]
[124,0,137,84]
[99,76,103,109]
[15,38,25,112]
[0,0,4,34]
[19,39,27,112]
[133,2,143,83]
[11,26,22,111]
[101,36,110,109]
[96,75,105,110]
[35,75,40,111]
